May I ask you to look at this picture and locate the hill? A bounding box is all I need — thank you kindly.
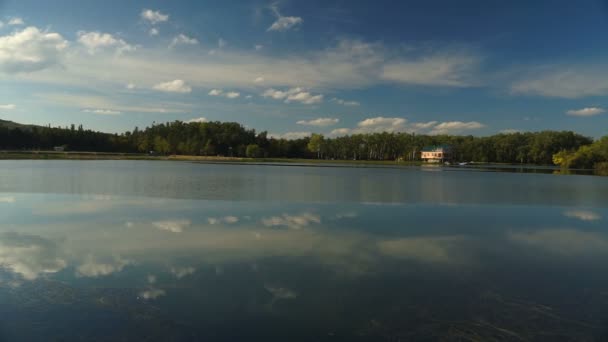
[0,119,40,131]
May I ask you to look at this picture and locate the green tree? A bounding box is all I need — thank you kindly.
[246,144,261,158]
[307,133,324,159]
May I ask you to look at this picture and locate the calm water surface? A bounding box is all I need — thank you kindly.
[1,160,608,341]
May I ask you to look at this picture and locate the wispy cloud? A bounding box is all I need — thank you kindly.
[153,79,192,93]
[428,121,485,135]
[8,17,25,26]
[511,65,608,98]
[208,89,241,99]
[170,34,199,48]
[269,131,311,140]
[207,216,239,225]
[0,104,16,110]
[36,93,187,114]
[139,288,166,300]
[297,118,339,127]
[82,108,122,115]
[332,98,360,106]
[566,107,605,117]
[267,5,303,32]
[152,219,191,233]
[563,210,601,221]
[263,87,323,104]
[329,117,484,136]
[141,9,169,24]
[170,266,196,279]
[187,117,207,123]
[261,212,321,230]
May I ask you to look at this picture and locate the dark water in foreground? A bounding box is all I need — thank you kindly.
[1,160,608,341]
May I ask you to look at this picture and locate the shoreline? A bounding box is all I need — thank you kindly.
[1,150,601,176]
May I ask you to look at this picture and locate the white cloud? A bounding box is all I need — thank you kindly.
[82,108,122,115]
[218,38,227,48]
[357,117,407,133]
[8,17,25,26]
[152,219,191,233]
[563,210,601,222]
[0,26,68,73]
[147,275,157,284]
[255,44,264,51]
[187,117,207,123]
[297,117,339,127]
[332,98,360,106]
[148,28,159,36]
[15,36,480,95]
[330,117,484,136]
[428,121,485,135]
[126,83,136,89]
[262,87,323,104]
[270,131,311,140]
[153,79,192,93]
[77,31,135,55]
[261,212,321,230]
[76,256,131,277]
[267,4,303,32]
[0,232,67,280]
[329,128,352,136]
[268,16,303,32]
[141,9,169,24]
[139,288,166,300]
[245,95,253,99]
[170,34,199,48]
[0,104,16,110]
[254,76,265,83]
[566,107,605,117]
[170,266,196,279]
[208,89,240,99]
[207,216,240,225]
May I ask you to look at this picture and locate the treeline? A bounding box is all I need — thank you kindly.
[553,136,608,171]
[0,120,603,166]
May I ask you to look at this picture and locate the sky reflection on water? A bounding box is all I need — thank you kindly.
[1,161,608,340]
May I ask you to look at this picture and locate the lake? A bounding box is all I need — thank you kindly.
[1,160,608,341]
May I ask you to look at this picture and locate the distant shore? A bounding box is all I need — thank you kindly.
[0,150,423,165]
[3,150,604,174]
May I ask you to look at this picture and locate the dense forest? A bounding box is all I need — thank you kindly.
[1,119,606,167]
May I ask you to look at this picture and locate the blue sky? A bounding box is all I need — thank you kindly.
[1,0,607,138]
